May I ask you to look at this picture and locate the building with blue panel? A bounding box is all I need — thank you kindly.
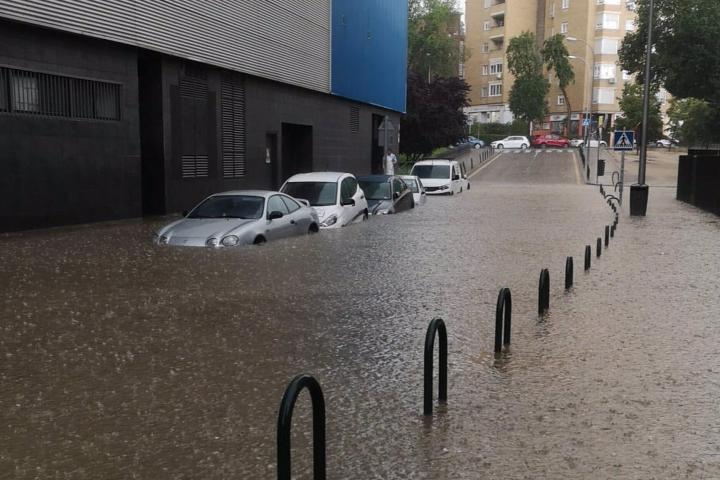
[0,0,407,231]
[331,0,408,114]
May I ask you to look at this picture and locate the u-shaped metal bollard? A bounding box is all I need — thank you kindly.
[277,374,326,480]
[584,245,591,270]
[565,257,573,289]
[424,318,447,416]
[538,269,550,315]
[495,288,512,353]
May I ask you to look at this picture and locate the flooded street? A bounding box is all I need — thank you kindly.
[2,151,720,479]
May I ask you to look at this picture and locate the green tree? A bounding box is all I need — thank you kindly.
[542,34,575,136]
[408,0,466,79]
[506,31,549,130]
[615,83,663,144]
[619,0,720,143]
[667,97,715,147]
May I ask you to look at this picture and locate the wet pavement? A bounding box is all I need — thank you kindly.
[2,150,720,479]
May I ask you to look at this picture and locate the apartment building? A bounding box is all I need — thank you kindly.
[465,0,638,137]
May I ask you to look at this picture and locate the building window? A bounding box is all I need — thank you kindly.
[560,22,569,34]
[595,38,619,55]
[596,12,620,29]
[489,62,503,74]
[593,87,615,104]
[482,65,489,75]
[489,83,502,96]
[11,73,39,112]
[594,63,616,79]
[561,0,569,9]
[481,87,488,97]
[557,95,566,105]
[484,21,490,31]
[625,19,636,31]
[0,66,120,120]
[481,43,490,53]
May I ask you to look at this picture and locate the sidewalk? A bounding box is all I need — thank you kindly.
[594,146,682,187]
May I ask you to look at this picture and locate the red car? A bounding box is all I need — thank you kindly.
[532,134,570,148]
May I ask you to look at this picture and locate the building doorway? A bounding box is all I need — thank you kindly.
[280,123,313,185]
[138,53,166,215]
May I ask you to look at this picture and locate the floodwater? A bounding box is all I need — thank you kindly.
[2,152,720,479]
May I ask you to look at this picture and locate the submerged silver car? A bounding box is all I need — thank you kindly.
[155,190,319,247]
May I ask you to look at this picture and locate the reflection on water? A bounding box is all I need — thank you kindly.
[1,185,719,478]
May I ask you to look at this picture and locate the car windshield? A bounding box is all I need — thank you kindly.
[281,181,337,206]
[403,179,419,193]
[189,195,264,219]
[359,181,391,200]
[411,165,450,179]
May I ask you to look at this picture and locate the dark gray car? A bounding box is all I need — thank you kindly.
[357,175,415,215]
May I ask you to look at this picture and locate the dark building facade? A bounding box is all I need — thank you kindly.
[0,0,408,232]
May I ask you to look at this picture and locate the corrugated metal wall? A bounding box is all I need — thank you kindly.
[0,0,330,93]
[331,0,408,113]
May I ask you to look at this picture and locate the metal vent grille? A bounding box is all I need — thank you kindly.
[181,154,209,178]
[0,66,120,120]
[179,76,208,100]
[183,63,207,80]
[221,76,246,178]
[350,106,360,133]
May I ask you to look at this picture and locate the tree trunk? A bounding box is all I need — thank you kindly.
[561,86,573,137]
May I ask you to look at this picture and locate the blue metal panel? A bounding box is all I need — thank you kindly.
[331,0,407,113]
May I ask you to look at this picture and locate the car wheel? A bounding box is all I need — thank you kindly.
[449,190,455,196]
[474,143,481,149]
[308,223,319,234]
[410,198,415,209]
[496,144,504,149]
[521,143,528,149]
[363,209,369,220]
[253,235,266,245]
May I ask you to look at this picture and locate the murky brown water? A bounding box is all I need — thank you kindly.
[2,154,720,478]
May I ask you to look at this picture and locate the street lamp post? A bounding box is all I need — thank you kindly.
[566,36,596,175]
[568,55,592,182]
[631,0,655,216]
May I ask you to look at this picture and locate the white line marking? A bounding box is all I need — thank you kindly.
[468,152,502,179]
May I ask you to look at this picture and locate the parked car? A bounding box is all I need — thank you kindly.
[490,136,530,149]
[280,172,368,228]
[410,159,467,195]
[532,134,570,148]
[452,135,484,149]
[357,175,415,215]
[655,138,679,148]
[399,175,427,206]
[155,191,319,247]
[573,139,608,148]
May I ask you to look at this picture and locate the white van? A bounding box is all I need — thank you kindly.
[409,159,469,195]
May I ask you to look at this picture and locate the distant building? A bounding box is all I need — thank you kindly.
[464,0,638,137]
[0,0,408,232]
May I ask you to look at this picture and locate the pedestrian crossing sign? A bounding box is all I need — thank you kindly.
[613,130,634,151]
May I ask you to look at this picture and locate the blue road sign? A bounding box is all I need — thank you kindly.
[614,130,635,151]
[583,119,591,127]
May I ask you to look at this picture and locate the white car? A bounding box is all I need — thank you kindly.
[399,175,427,206]
[410,159,467,195]
[280,172,368,228]
[490,136,530,149]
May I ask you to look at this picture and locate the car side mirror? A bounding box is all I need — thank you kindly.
[182,210,189,217]
[393,192,400,199]
[452,174,460,181]
[268,211,284,220]
[341,198,355,207]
